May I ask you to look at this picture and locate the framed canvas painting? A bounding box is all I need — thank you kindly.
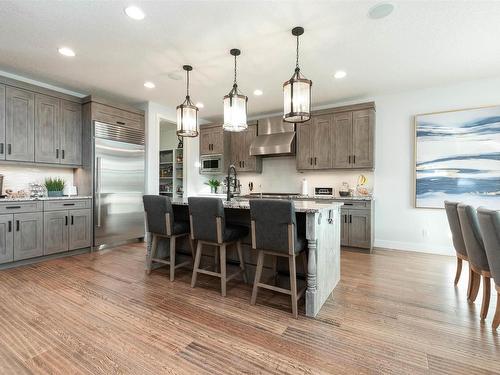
[414,105,500,209]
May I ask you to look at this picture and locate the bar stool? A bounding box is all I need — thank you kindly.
[477,208,500,329]
[143,195,194,281]
[249,199,307,318]
[189,197,248,296]
[444,201,472,289]
[458,204,491,320]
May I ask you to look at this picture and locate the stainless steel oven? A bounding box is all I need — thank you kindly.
[200,154,224,174]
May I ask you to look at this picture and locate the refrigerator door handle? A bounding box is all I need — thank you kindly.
[96,156,102,228]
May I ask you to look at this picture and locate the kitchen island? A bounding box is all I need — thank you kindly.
[148,198,343,318]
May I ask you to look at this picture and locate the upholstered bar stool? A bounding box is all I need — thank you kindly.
[188,197,248,297]
[458,204,491,320]
[249,199,307,318]
[477,208,500,329]
[444,201,472,289]
[143,195,194,281]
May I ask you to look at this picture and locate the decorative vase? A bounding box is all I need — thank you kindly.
[48,191,63,197]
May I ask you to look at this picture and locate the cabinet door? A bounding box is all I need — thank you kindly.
[352,109,374,168]
[13,212,43,261]
[35,94,60,163]
[348,210,371,249]
[0,214,14,264]
[332,112,352,168]
[210,127,224,154]
[69,209,92,250]
[60,100,82,165]
[43,211,68,255]
[296,122,313,170]
[242,124,258,171]
[5,87,35,162]
[230,131,244,169]
[0,84,5,160]
[312,114,333,169]
[199,127,212,155]
[340,210,350,247]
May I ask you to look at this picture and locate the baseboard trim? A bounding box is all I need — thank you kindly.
[373,240,454,256]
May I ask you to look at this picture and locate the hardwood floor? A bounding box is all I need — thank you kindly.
[0,243,499,374]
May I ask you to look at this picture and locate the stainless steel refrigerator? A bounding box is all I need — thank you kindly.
[94,122,145,248]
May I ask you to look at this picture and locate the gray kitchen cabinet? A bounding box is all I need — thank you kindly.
[199,124,229,156]
[332,112,352,168]
[13,212,43,261]
[0,214,14,264]
[68,209,92,250]
[60,100,82,165]
[43,210,69,255]
[296,121,313,170]
[35,94,60,163]
[340,210,349,247]
[5,86,35,162]
[0,84,5,160]
[352,109,375,168]
[230,124,261,172]
[336,199,374,251]
[296,114,333,170]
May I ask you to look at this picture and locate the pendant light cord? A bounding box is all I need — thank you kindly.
[296,34,300,69]
[186,69,190,97]
[233,54,237,86]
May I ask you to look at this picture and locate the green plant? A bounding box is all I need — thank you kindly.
[44,177,65,192]
[205,178,221,188]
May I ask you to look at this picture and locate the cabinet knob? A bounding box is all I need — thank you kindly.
[7,144,11,155]
[0,143,3,155]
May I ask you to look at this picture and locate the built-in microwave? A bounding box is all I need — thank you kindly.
[200,154,224,174]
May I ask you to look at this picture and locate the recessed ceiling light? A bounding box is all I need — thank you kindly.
[125,6,145,20]
[368,3,394,19]
[195,102,204,108]
[144,81,155,89]
[253,89,263,96]
[58,47,75,57]
[334,71,347,79]
[167,72,182,81]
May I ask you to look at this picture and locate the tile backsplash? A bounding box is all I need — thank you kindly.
[0,165,75,194]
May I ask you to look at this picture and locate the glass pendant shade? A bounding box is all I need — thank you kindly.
[176,65,199,137]
[283,26,312,123]
[223,49,248,132]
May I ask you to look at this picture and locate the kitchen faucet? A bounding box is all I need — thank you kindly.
[226,164,237,201]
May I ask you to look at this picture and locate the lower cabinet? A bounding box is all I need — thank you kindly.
[44,209,92,255]
[13,212,44,261]
[338,200,373,251]
[0,214,14,263]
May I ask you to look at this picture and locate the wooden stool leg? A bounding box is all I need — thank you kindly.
[480,276,491,320]
[251,251,264,305]
[467,266,473,299]
[191,241,203,288]
[289,254,298,319]
[468,270,481,303]
[220,244,227,297]
[147,234,158,274]
[236,241,248,283]
[493,292,500,330]
[169,236,176,282]
[454,257,462,285]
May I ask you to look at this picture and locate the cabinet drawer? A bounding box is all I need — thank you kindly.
[43,199,91,211]
[336,200,368,209]
[0,201,43,214]
[92,103,144,130]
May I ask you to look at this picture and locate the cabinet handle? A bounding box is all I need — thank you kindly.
[117,121,126,125]
[309,157,313,165]
[71,215,74,225]
[353,155,356,164]
[8,221,11,232]
[6,206,21,209]
[349,215,352,223]
[16,220,19,231]
[56,149,59,159]
[63,203,75,206]
[344,215,347,223]
[7,144,11,155]
[314,157,317,165]
[65,216,68,226]
[344,203,353,206]
[0,143,3,154]
[243,161,245,168]
[62,149,65,159]
[348,155,351,164]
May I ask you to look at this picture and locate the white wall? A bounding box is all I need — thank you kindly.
[0,165,74,193]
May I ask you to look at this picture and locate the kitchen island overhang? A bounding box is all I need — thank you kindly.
[148,198,343,318]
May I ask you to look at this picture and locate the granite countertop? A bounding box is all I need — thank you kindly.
[295,195,373,201]
[0,196,92,202]
[172,197,343,213]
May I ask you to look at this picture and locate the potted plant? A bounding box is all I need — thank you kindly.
[44,177,65,197]
[205,178,221,194]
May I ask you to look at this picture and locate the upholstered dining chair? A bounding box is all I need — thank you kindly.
[143,195,194,281]
[457,204,491,320]
[444,201,470,287]
[477,207,500,329]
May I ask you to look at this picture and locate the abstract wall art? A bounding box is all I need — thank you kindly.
[415,105,500,209]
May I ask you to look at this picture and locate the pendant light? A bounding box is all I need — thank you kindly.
[283,26,312,123]
[223,49,248,132]
[176,65,199,137]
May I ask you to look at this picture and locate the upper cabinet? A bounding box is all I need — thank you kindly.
[297,103,375,170]
[229,123,262,173]
[5,87,35,162]
[0,77,83,166]
[91,101,144,130]
[199,124,228,156]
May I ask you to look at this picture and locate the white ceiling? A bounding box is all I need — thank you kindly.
[1,1,500,121]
